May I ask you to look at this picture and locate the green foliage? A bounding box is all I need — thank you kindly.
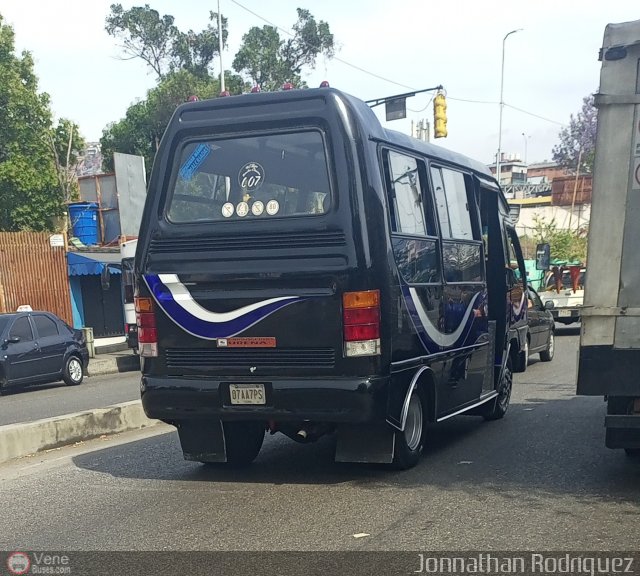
[552,94,597,174]
[105,4,178,79]
[100,69,247,175]
[232,8,334,90]
[0,13,66,231]
[528,214,587,264]
[105,4,228,80]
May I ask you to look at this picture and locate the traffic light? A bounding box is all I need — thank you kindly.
[433,92,448,138]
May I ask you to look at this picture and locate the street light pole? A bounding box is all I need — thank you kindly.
[218,0,225,93]
[496,28,522,185]
[522,132,528,164]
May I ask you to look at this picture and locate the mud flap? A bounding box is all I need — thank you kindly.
[177,421,227,463]
[335,422,395,464]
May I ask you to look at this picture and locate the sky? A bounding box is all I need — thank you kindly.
[1,0,638,165]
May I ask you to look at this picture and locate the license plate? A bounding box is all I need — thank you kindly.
[558,309,572,317]
[229,383,266,405]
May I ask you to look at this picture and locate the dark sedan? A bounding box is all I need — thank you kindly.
[0,311,89,394]
[516,286,555,371]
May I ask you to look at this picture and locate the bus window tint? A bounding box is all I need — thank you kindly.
[387,152,427,236]
[430,167,451,238]
[441,169,473,239]
[167,131,331,223]
[431,167,474,240]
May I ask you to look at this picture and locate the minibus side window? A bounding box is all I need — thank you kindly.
[386,151,427,236]
[430,166,475,240]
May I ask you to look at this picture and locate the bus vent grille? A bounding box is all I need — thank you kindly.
[165,348,336,369]
[150,232,347,253]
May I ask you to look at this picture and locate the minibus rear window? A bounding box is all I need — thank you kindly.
[167,130,331,223]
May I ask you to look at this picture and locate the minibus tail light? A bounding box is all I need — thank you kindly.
[343,290,381,357]
[135,297,158,357]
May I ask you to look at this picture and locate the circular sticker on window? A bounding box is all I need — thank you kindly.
[266,200,280,215]
[239,162,265,191]
[221,202,235,218]
[236,201,249,217]
[252,201,265,216]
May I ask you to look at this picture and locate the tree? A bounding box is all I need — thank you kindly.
[105,5,228,80]
[49,119,85,205]
[552,94,597,174]
[0,13,66,231]
[529,214,588,264]
[105,4,178,80]
[171,12,228,79]
[100,69,246,175]
[232,8,334,91]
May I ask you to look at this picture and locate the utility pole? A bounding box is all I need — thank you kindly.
[218,0,225,93]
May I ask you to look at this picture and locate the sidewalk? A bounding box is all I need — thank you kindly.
[88,349,139,377]
[88,337,139,377]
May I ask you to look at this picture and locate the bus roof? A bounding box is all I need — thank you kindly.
[170,87,496,182]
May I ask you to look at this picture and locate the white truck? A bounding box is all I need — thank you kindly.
[539,266,586,325]
[577,19,640,455]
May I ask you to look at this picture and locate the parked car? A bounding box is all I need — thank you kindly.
[516,286,555,371]
[0,311,89,394]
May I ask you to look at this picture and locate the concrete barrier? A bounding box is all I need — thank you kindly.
[0,400,158,465]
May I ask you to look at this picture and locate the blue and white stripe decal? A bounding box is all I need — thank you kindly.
[144,274,304,339]
[401,285,485,353]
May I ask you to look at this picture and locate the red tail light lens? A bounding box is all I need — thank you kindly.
[343,290,381,356]
[344,323,380,341]
[135,297,158,356]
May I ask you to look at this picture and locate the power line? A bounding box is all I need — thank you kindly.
[504,103,564,126]
[229,0,566,126]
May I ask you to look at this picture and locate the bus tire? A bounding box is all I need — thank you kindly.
[222,421,265,467]
[514,336,528,373]
[392,388,426,470]
[482,359,513,421]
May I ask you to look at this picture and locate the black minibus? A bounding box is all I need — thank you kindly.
[135,86,527,469]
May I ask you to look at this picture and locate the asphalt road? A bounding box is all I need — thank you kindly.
[1,326,638,551]
[0,372,141,426]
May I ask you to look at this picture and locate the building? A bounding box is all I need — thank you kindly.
[526,161,567,184]
[488,153,527,186]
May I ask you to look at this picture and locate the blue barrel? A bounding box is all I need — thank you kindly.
[68,202,99,245]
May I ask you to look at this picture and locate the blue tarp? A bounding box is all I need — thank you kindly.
[67,252,122,276]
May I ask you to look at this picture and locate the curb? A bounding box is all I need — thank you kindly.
[87,354,139,377]
[0,400,158,465]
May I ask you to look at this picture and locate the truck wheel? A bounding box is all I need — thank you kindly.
[482,359,513,421]
[392,388,426,470]
[540,331,555,361]
[222,421,265,467]
[514,336,529,372]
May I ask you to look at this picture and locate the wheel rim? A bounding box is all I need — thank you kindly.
[524,339,529,363]
[548,332,554,356]
[404,393,423,451]
[69,359,82,382]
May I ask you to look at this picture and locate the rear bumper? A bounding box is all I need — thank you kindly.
[141,375,387,423]
[551,308,581,321]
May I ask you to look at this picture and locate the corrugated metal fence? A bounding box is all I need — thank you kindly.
[0,232,72,324]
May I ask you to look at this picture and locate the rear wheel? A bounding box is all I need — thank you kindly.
[482,359,513,421]
[222,421,265,467]
[63,356,84,386]
[515,336,529,372]
[392,388,426,470]
[540,331,555,362]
